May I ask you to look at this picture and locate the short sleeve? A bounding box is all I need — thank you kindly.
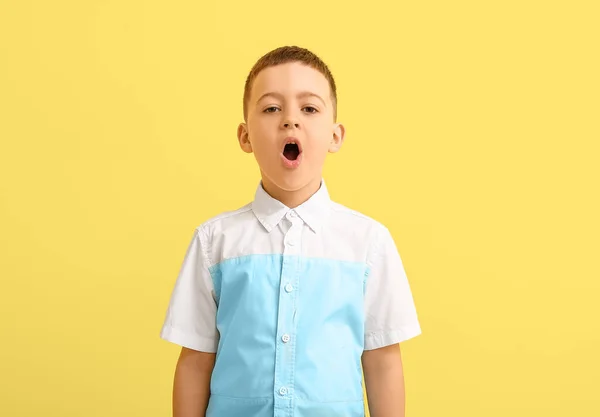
[159,226,219,352]
[363,225,422,350]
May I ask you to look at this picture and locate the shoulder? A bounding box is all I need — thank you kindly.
[329,200,389,235]
[328,200,391,257]
[194,202,255,238]
[327,199,398,265]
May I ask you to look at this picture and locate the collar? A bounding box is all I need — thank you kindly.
[251,179,332,234]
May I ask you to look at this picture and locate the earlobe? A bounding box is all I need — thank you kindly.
[237,123,253,153]
[329,123,346,153]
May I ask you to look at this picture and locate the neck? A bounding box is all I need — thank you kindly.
[260,175,322,208]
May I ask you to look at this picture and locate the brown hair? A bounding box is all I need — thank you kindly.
[243,45,338,121]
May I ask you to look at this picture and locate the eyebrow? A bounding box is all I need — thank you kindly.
[256,91,327,107]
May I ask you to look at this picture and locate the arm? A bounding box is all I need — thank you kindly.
[173,347,216,417]
[362,225,421,416]
[362,343,405,417]
[160,227,220,415]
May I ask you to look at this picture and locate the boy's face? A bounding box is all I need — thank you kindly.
[238,62,345,196]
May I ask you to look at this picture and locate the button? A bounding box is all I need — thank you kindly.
[285,283,294,293]
[290,211,297,218]
[282,334,291,343]
[287,239,296,246]
[279,386,288,396]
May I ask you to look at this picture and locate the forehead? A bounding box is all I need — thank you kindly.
[250,62,331,103]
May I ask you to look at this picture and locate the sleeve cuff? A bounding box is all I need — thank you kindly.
[160,325,219,353]
[364,325,422,350]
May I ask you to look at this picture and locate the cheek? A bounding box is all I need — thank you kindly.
[309,126,334,150]
[249,117,278,138]
[248,132,277,158]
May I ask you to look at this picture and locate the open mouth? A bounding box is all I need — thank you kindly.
[283,142,301,161]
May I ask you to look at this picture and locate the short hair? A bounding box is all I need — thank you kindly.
[243,45,337,121]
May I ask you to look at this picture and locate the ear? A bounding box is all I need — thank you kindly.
[237,123,253,153]
[328,123,346,153]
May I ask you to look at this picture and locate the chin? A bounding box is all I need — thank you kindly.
[273,177,307,191]
[266,172,313,192]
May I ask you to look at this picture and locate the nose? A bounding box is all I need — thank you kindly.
[281,115,300,129]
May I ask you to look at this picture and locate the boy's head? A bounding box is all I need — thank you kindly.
[238,46,345,201]
[242,46,338,122]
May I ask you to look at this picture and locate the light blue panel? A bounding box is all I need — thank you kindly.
[209,254,282,399]
[208,254,368,417]
[293,257,368,403]
[206,395,273,416]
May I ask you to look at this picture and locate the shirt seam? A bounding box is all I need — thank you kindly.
[196,224,213,267]
[163,324,219,342]
[366,223,386,270]
[208,253,368,271]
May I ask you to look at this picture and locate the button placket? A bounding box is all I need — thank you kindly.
[284,213,301,250]
[273,212,303,416]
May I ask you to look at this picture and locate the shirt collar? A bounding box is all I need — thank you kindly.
[251,179,331,234]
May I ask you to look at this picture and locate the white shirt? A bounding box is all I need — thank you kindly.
[160,179,421,416]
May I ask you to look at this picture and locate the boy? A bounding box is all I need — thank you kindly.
[160,45,422,417]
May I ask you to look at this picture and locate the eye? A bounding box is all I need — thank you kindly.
[302,106,318,114]
[264,106,280,113]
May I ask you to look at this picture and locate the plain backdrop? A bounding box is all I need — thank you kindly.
[0,1,598,416]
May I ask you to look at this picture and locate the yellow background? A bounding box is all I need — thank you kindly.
[1,1,598,416]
